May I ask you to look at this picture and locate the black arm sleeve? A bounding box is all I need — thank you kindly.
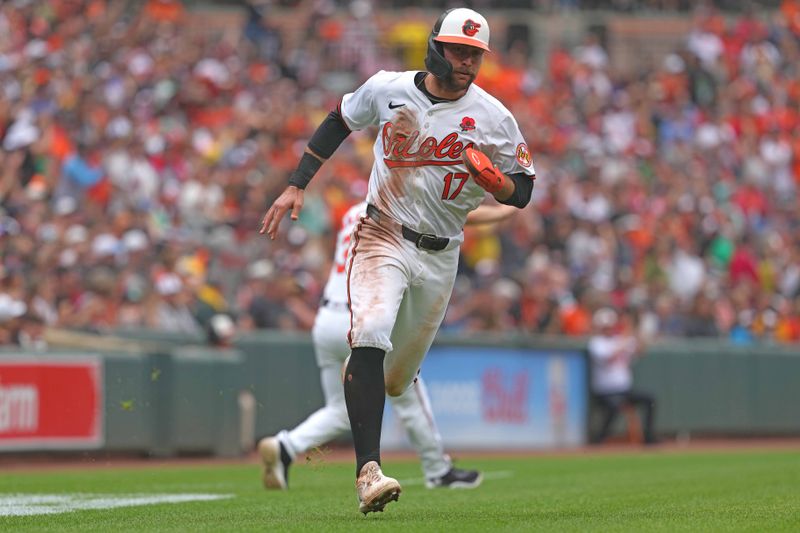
[288,109,352,189]
[307,109,351,159]
[498,172,534,208]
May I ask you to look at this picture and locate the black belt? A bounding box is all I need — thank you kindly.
[321,298,350,311]
[366,204,449,252]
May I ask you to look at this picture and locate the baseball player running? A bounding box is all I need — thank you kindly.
[261,8,535,514]
[258,201,517,494]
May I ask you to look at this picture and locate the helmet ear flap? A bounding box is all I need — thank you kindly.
[424,38,451,79]
[424,9,454,80]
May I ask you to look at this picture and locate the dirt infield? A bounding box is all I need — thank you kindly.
[1,437,798,473]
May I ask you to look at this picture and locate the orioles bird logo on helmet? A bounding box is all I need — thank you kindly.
[462,19,481,37]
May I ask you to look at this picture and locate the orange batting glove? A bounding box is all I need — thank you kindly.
[462,147,506,194]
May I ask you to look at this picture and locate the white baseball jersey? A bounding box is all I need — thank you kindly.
[341,70,534,397]
[340,70,535,239]
[321,201,367,307]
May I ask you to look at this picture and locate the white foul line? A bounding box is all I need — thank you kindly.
[0,493,233,517]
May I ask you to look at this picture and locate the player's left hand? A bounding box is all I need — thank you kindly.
[462,147,506,194]
[260,186,304,239]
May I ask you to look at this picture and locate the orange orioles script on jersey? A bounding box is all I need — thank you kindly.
[381,121,475,169]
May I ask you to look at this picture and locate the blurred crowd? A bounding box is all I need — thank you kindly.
[228,1,781,13]
[0,0,799,348]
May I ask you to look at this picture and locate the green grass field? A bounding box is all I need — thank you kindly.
[1,449,798,532]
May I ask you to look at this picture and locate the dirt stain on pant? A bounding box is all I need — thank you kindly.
[347,218,404,345]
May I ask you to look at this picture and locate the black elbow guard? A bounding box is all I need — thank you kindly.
[307,110,351,159]
[288,109,352,189]
[498,173,534,208]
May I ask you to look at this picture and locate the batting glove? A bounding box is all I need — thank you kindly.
[462,147,506,194]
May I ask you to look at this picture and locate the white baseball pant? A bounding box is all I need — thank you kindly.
[346,215,459,396]
[278,304,451,479]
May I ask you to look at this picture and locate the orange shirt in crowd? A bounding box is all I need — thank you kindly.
[560,303,592,336]
[782,0,800,37]
[776,314,800,342]
[49,124,73,162]
[548,46,573,86]
[144,0,185,23]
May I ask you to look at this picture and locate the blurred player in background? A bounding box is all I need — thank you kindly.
[261,7,535,513]
[588,308,657,445]
[258,201,517,492]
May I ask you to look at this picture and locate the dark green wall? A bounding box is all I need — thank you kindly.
[632,340,800,435]
[103,347,245,457]
[234,331,324,440]
[4,332,796,456]
[107,331,800,442]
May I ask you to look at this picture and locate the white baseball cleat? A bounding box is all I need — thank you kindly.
[258,436,288,490]
[356,461,401,515]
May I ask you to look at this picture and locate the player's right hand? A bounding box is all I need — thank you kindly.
[462,147,506,194]
[260,186,304,240]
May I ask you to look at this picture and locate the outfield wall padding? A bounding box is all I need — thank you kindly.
[232,332,800,441]
[233,332,324,440]
[2,333,797,455]
[632,340,800,436]
[0,347,245,456]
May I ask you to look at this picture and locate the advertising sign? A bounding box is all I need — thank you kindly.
[382,347,587,449]
[0,357,103,450]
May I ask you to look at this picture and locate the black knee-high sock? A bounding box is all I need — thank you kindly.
[344,346,386,477]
